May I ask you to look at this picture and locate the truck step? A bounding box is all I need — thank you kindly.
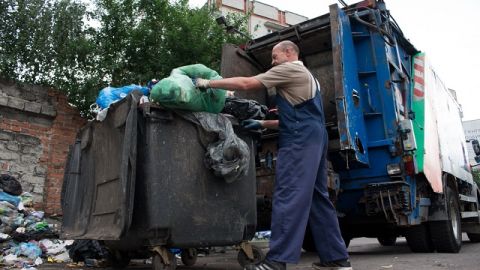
[352,32,370,39]
[358,70,376,76]
[459,194,478,203]
[461,211,480,219]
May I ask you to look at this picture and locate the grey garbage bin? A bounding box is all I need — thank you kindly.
[62,91,257,269]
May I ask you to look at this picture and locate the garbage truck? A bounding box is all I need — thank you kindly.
[220,0,480,253]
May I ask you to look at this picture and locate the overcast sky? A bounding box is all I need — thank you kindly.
[188,0,480,121]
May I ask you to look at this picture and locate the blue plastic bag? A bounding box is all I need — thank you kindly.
[96,84,149,109]
[0,191,21,207]
[13,242,42,259]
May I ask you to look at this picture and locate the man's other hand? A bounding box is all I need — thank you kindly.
[241,119,263,130]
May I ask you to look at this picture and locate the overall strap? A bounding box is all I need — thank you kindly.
[308,70,320,98]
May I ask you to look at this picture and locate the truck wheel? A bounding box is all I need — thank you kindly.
[153,252,177,270]
[237,245,264,267]
[180,248,198,266]
[429,185,462,253]
[405,224,434,252]
[377,235,397,246]
[467,233,480,242]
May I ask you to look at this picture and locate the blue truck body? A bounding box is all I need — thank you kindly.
[221,0,480,252]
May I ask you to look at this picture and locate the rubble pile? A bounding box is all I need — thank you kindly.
[0,174,72,269]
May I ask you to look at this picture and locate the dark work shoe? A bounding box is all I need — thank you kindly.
[244,259,287,270]
[312,259,352,270]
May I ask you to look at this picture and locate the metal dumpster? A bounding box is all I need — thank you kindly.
[61,91,257,269]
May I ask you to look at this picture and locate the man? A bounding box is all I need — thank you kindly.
[196,41,352,270]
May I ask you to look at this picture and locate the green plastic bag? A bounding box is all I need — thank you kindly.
[150,64,227,113]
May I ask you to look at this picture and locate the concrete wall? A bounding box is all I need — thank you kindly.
[213,0,308,38]
[285,11,307,25]
[0,78,86,214]
[222,0,244,10]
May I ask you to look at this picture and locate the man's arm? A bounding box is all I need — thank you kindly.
[261,120,279,129]
[197,77,265,91]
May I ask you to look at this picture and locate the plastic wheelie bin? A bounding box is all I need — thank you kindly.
[61,91,259,269]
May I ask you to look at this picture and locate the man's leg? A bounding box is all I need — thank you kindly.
[267,143,323,264]
[309,135,349,263]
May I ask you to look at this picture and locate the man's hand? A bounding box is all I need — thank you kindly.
[241,119,263,130]
[195,78,210,89]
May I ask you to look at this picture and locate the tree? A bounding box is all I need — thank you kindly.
[0,0,249,116]
[473,168,480,186]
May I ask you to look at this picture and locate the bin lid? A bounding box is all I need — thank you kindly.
[62,92,141,240]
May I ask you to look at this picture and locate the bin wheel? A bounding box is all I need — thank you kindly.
[152,252,177,270]
[237,245,264,267]
[109,250,131,268]
[180,248,198,266]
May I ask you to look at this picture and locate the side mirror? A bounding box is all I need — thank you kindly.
[472,139,480,156]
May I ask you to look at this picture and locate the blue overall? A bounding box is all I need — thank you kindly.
[266,78,349,264]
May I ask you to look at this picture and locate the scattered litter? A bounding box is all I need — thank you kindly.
[0,174,73,268]
[254,231,271,240]
[381,265,393,269]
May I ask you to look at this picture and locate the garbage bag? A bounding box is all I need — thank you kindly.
[0,191,21,207]
[180,112,250,183]
[12,242,43,259]
[67,240,110,263]
[150,64,227,113]
[222,96,268,121]
[96,84,149,109]
[0,174,22,196]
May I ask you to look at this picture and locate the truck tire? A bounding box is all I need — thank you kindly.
[377,235,397,246]
[405,224,434,252]
[429,185,462,253]
[467,233,480,242]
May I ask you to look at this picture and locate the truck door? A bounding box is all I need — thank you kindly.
[330,4,369,165]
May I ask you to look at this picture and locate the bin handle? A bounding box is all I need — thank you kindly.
[149,110,174,122]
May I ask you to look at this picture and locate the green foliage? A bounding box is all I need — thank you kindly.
[472,169,480,186]
[0,0,249,116]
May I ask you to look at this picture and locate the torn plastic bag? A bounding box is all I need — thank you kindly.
[180,112,250,183]
[150,64,226,113]
[0,191,21,207]
[67,240,110,263]
[222,96,268,121]
[96,84,149,109]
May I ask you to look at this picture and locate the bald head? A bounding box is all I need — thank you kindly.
[274,41,300,55]
[271,41,300,66]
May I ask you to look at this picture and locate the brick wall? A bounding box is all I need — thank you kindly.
[0,78,86,214]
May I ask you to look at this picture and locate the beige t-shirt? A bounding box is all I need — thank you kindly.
[254,61,313,105]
